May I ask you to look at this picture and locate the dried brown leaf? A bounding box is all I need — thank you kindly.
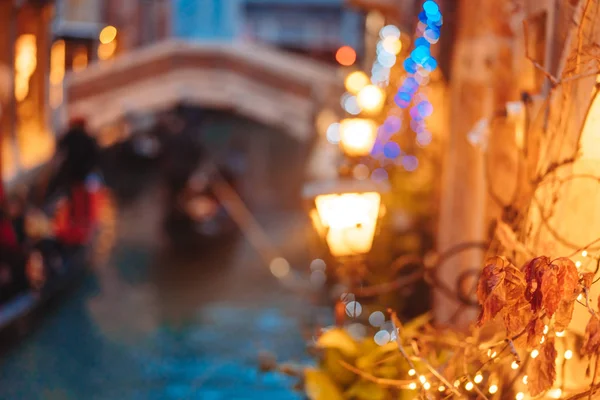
[527,338,557,396]
[555,258,579,299]
[477,258,508,325]
[541,266,560,317]
[554,299,576,332]
[524,257,551,313]
[503,299,532,341]
[582,316,600,356]
[582,272,595,290]
[526,317,544,348]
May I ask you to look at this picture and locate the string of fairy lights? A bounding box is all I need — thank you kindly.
[326,2,582,398]
[328,0,443,184]
[370,0,441,175]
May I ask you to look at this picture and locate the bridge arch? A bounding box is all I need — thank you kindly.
[65,40,343,143]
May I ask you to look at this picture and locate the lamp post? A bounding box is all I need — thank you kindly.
[303,179,389,323]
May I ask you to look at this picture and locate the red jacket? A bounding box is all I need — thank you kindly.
[54,185,103,245]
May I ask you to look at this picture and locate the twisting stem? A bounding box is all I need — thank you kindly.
[576,0,594,75]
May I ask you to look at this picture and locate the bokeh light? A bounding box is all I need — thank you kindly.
[310,258,326,271]
[353,164,370,180]
[336,46,357,66]
[371,168,389,182]
[417,131,433,146]
[402,155,419,171]
[345,301,363,318]
[369,311,385,327]
[326,122,341,144]
[343,95,362,115]
[383,115,401,134]
[356,85,385,114]
[99,25,117,44]
[383,141,401,159]
[344,70,370,94]
[374,329,391,346]
[339,118,377,157]
[382,36,402,55]
[377,51,396,68]
[379,25,401,40]
[269,257,290,278]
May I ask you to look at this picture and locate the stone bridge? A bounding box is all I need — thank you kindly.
[65,39,343,143]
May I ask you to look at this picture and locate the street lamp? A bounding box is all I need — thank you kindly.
[303,179,388,258]
[339,118,377,157]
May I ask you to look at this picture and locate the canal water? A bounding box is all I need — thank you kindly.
[0,165,327,399]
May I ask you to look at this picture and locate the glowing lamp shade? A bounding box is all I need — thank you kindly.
[339,118,377,157]
[345,71,370,94]
[314,192,381,257]
[356,85,385,114]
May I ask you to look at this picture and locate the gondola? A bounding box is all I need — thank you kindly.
[0,173,109,331]
[163,161,240,249]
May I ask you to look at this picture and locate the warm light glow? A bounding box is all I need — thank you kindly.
[382,36,402,55]
[548,388,562,399]
[465,382,474,391]
[335,46,357,66]
[438,386,445,392]
[50,40,65,85]
[309,209,326,238]
[583,250,588,257]
[531,349,539,358]
[99,25,117,44]
[543,325,549,334]
[474,374,483,384]
[98,40,117,60]
[314,192,381,257]
[522,375,528,384]
[489,385,498,394]
[564,350,573,360]
[453,380,460,388]
[540,336,545,344]
[511,361,519,369]
[339,118,377,157]
[356,85,385,114]
[408,369,416,376]
[419,375,426,384]
[14,34,37,102]
[556,330,566,337]
[72,46,88,72]
[578,293,584,301]
[345,71,370,95]
[423,382,431,390]
[408,382,417,390]
[516,392,524,400]
[491,351,497,358]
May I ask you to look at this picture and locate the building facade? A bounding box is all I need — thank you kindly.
[172,0,365,63]
[0,0,55,184]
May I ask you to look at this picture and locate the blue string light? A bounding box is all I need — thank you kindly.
[372,0,442,171]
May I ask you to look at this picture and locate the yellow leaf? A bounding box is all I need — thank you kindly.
[345,380,388,400]
[322,349,357,387]
[316,328,359,358]
[305,368,345,400]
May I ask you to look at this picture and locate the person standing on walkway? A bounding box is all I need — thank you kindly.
[45,117,101,246]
